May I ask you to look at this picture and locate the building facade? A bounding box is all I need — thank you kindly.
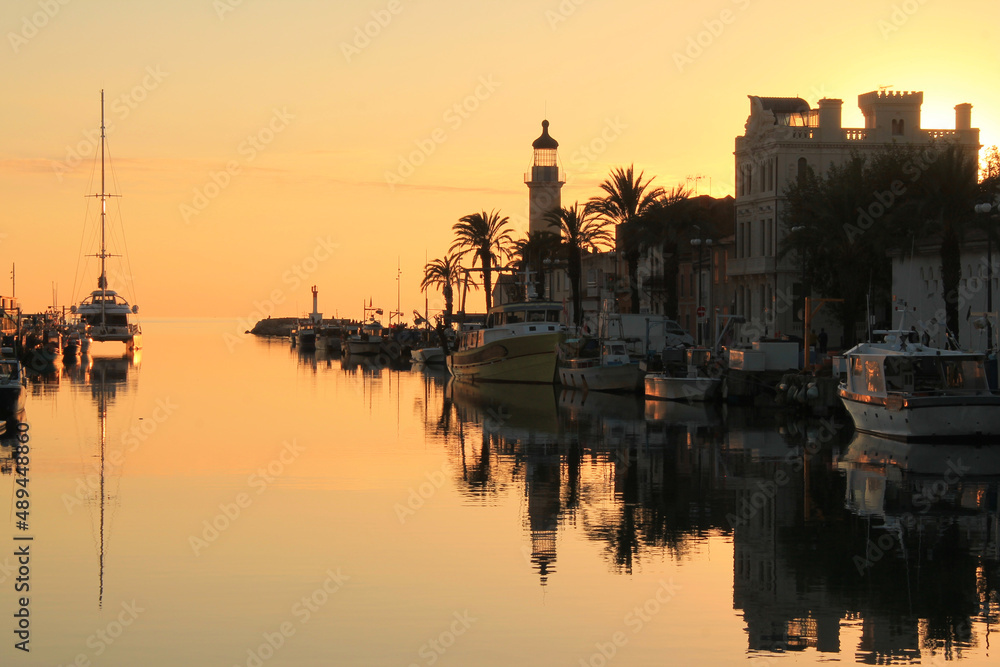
[731,90,981,345]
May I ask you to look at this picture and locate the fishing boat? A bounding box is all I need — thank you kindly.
[447,301,566,383]
[291,285,323,351]
[345,317,384,356]
[558,338,643,392]
[645,348,722,402]
[837,329,1000,440]
[70,91,141,352]
[315,323,345,355]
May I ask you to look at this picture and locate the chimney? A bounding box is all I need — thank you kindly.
[955,103,972,131]
[817,98,843,140]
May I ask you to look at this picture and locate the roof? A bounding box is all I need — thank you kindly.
[532,120,559,149]
[749,95,811,114]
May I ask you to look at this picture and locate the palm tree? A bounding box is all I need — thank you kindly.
[546,202,615,327]
[450,210,514,311]
[781,155,894,345]
[512,230,561,301]
[634,185,695,317]
[588,165,665,312]
[420,252,465,328]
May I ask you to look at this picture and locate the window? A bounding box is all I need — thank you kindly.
[892,119,904,136]
[797,157,808,183]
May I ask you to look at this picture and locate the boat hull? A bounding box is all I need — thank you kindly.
[839,389,1000,440]
[411,347,445,364]
[645,374,721,402]
[296,330,317,351]
[448,333,561,383]
[558,362,643,392]
[0,387,25,414]
[346,340,381,356]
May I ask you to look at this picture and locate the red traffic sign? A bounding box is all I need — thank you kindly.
[696,305,706,318]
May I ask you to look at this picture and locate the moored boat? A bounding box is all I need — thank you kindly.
[345,318,384,356]
[0,350,25,414]
[558,338,643,392]
[411,346,445,365]
[837,329,1000,440]
[645,348,722,402]
[70,91,141,352]
[447,301,566,383]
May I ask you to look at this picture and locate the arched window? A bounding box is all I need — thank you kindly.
[797,157,807,182]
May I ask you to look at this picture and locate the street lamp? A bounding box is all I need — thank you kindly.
[974,203,996,353]
[791,225,808,366]
[690,237,713,346]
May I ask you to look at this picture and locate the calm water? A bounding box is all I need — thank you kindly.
[1,320,998,666]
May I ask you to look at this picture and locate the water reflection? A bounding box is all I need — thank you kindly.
[436,379,1000,660]
[839,434,1000,662]
[73,353,140,609]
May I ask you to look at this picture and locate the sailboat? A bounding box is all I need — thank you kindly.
[70,91,142,353]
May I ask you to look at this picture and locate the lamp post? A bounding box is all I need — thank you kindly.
[791,225,808,366]
[690,237,713,346]
[974,203,995,353]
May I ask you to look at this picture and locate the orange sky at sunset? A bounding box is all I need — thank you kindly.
[3,0,1000,319]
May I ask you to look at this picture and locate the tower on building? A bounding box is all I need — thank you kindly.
[525,120,565,234]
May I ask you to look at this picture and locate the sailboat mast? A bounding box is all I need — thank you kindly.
[100,90,107,323]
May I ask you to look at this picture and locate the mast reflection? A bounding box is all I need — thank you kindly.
[75,352,140,608]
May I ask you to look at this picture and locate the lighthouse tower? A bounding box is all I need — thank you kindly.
[525,120,565,234]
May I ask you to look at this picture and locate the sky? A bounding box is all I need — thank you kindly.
[3,0,1000,320]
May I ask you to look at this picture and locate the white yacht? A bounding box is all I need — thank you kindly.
[71,91,141,352]
[837,330,1000,440]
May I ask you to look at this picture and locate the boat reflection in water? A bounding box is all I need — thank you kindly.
[435,374,999,660]
[831,433,1000,662]
[445,380,737,582]
[71,353,139,608]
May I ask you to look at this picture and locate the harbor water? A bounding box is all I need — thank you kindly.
[1,320,997,666]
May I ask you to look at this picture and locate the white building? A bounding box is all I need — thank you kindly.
[890,231,999,351]
[732,90,980,346]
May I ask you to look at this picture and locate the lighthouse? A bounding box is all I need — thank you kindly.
[525,120,565,234]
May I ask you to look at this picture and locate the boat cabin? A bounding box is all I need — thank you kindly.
[456,302,565,352]
[844,349,990,398]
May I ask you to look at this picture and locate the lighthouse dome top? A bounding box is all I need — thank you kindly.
[532,120,559,149]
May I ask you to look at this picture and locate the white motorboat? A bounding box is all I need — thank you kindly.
[447,301,566,383]
[837,329,1000,440]
[645,348,721,402]
[70,91,141,352]
[645,373,721,402]
[345,317,384,356]
[558,338,643,392]
[411,346,445,364]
